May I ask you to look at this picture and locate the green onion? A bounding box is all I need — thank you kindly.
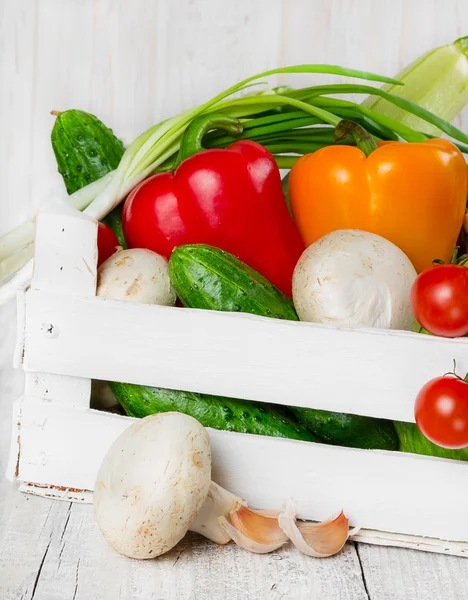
[362,36,468,135]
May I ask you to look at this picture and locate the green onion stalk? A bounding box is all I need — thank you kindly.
[2,53,468,304]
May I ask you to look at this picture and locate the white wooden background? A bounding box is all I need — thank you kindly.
[2,1,468,598]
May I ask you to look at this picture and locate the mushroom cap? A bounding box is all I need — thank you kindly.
[94,412,211,559]
[97,248,176,306]
[293,229,417,330]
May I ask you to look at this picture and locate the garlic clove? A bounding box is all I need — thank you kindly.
[218,516,287,554]
[189,481,242,545]
[229,502,288,545]
[278,501,355,558]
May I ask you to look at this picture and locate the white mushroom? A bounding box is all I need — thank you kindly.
[96,248,176,306]
[292,229,417,330]
[94,412,240,559]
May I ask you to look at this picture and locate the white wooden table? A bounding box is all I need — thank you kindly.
[2,1,468,597]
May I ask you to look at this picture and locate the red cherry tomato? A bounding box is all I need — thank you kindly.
[97,222,120,267]
[415,375,468,449]
[410,264,468,337]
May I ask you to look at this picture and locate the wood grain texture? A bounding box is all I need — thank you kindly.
[2,0,468,598]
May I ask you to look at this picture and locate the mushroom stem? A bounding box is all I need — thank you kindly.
[189,481,242,544]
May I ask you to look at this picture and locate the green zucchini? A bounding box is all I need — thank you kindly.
[168,244,298,320]
[109,382,319,442]
[51,109,125,195]
[291,407,398,451]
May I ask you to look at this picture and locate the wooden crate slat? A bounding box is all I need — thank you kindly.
[23,207,97,410]
[32,207,98,296]
[24,373,91,408]
[22,288,468,422]
[12,395,468,543]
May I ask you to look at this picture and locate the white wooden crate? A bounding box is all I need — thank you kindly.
[7,203,468,557]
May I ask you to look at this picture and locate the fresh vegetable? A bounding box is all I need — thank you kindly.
[410,264,468,338]
[5,57,468,303]
[221,501,355,556]
[219,503,288,554]
[108,382,318,442]
[415,370,468,449]
[51,109,127,246]
[97,248,176,306]
[290,406,398,451]
[97,222,120,267]
[123,115,304,296]
[362,36,468,135]
[51,109,125,194]
[395,421,468,461]
[278,502,354,558]
[289,120,467,273]
[292,229,417,330]
[94,412,241,557]
[167,243,398,450]
[168,244,298,320]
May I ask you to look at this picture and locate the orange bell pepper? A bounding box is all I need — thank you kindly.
[289,121,467,273]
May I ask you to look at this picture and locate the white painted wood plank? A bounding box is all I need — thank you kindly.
[22,288,468,422]
[5,396,22,481]
[24,372,91,409]
[24,208,97,412]
[351,530,468,557]
[152,0,284,120]
[0,0,39,236]
[32,208,97,296]
[0,0,286,244]
[356,542,468,600]
[13,396,468,543]
[280,0,468,131]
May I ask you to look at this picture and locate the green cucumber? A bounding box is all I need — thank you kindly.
[168,244,298,320]
[51,109,126,245]
[51,109,125,195]
[168,243,398,451]
[291,407,398,451]
[395,421,468,461]
[109,382,319,442]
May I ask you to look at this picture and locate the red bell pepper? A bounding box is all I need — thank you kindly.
[122,115,304,296]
